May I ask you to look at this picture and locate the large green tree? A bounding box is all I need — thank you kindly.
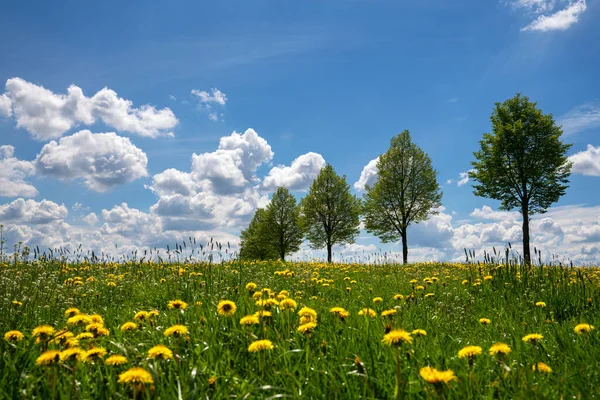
[264,187,304,261]
[363,130,442,264]
[300,164,362,263]
[238,208,278,261]
[469,94,572,265]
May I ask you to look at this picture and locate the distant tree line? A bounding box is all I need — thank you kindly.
[239,94,572,265]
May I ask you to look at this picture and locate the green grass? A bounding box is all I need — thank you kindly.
[1,259,599,399]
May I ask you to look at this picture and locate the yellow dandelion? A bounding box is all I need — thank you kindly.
[297,322,318,334]
[75,332,94,340]
[416,285,425,291]
[82,347,107,362]
[574,323,595,335]
[373,297,383,304]
[89,314,104,324]
[394,294,404,301]
[532,362,552,373]
[105,355,128,366]
[329,307,350,319]
[134,311,150,321]
[381,309,397,318]
[522,333,544,344]
[85,323,104,333]
[64,308,80,318]
[382,329,413,346]
[358,308,377,318]
[458,345,482,359]
[121,322,138,332]
[60,347,85,362]
[67,314,92,326]
[425,293,435,298]
[479,318,491,325]
[412,329,427,337]
[245,282,257,291]
[254,310,272,318]
[279,298,297,311]
[148,310,160,318]
[419,366,457,384]
[12,300,23,306]
[535,301,546,308]
[484,275,493,281]
[164,324,189,338]
[248,339,274,352]
[298,307,317,319]
[32,325,55,341]
[240,315,260,325]
[118,367,154,386]
[4,330,24,343]
[148,344,173,360]
[168,300,188,310]
[217,300,237,317]
[489,342,511,356]
[36,350,61,366]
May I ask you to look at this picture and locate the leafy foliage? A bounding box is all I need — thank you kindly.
[363,130,442,264]
[264,187,303,261]
[300,164,362,263]
[239,209,278,261]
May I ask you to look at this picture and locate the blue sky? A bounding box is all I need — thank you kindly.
[0,0,599,263]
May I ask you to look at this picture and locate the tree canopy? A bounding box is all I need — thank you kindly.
[238,208,278,261]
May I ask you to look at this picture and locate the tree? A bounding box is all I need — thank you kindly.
[363,130,442,264]
[264,187,303,261]
[238,209,278,261]
[469,94,571,265]
[300,164,362,263]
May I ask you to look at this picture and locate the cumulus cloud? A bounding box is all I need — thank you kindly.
[569,145,600,176]
[35,130,148,192]
[2,77,178,140]
[521,0,587,31]
[82,212,99,226]
[192,88,227,121]
[354,157,379,191]
[0,93,11,117]
[0,198,68,224]
[559,102,600,135]
[262,152,326,191]
[0,145,38,198]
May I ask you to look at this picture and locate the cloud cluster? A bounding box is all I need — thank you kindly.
[1,78,178,140]
[353,157,379,191]
[514,0,588,32]
[0,145,37,198]
[192,88,227,121]
[262,152,326,191]
[569,145,600,176]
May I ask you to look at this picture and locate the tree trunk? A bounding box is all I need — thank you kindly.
[401,228,408,265]
[521,205,531,266]
[327,243,332,264]
[280,249,285,262]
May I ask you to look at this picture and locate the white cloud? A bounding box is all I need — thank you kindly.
[470,205,521,221]
[559,102,600,135]
[0,198,68,224]
[569,144,600,176]
[511,0,555,13]
[3,77,178,140]
[262,152,326,191]
[0,93,11,117]
[522,0,587,31]
[35,130,148,192]
[82,212,99,226]
[0,145,38,198]
[448,169,474,186]
[353,157,379,191]
[192,88,227,121]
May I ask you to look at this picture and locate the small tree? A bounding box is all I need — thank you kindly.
[238,209,278,261]
[264,187,303,261]
[363,130,442,264]
[469,94,571,265]
[300,164,361,263]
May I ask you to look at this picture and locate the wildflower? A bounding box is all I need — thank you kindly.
[64,308,80,318]
[51,330,73,345]
[358,308,377,318]
[36,350,61,366]
[148,344,173,360]
[240,315,260,325]
[256,298,279,308]
[522,333,544,344]
[82,347,107,362]
[484,275,493,281]
[252,291,264,300]
[254,310,272,318]
[12,300,22,306]
[164,324,189,338]
[4,330,24,343]
[279,298,297,310]
[489,342,512,356]
[85,323,104,333]
[89,314,104,324]
[67,314,92,326]
[416,285,425,291]
[168,300,188,310]
[246,282,257,291]
[373,297,383,304]
[121,322,138,332]
[574,323,595,335]
[60,347,85,362]
[134,311,150,321]
[535,301,546,308]
[382,329,413,346]
[118,367,154,387]
[105,355,128,366]
[32,325,55,341]
[329,307,350,319]
[149,310,160,318]
[419,366,457,384]
[461,280,469,285]
[298,307,318,319]
[412,329,427,337]
[479,318,491,325]
[248,339,274,352]
[297,322,318,334]
[208,376,217,387]
[458,345,482,359]
[394,294,404,301]
[94,327,110,337]
[532,362,552,373]
[381,309,397,318]
[75,332,94,340]
[425,293,435,298]
[217,300,237,317]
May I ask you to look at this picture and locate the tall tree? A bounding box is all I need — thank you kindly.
[264,187,303,261]
[300,164,361,263]
[469,94,572,265]
[363,130,442,264]
[238,208,278,261]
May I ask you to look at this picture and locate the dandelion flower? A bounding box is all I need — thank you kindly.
[36,350,61,366]
[412,329,427,337]
[298,307,317,319]
[245,282,257,291]
[419,366,457,384]
[479,318,491,325]
[121,322,138,332]
[535,301,546,308]
[532,362,552,373]
[148,310,160,318]
[105,355,128,366]
[489,342,511,356]
[82,347,107,362]
[574,323,595,335]
[279,298,297,311]
[381,309,397,318]
[4,330,24,343]
[75,332,94,340]
[148,344,173,360]
[32,325,55,341]
[240,315,260,325]
[394,294,404,301]
[164,324,189,338]
[330,307,350,319]
[522,333,543,344]
[373,297,383,304]
[60,347,85,362]
[358,308,377,318]
[248,339,274,352]
[64,308,80,318]
[118,367,154,387]
[458,345,482,359]
[297,322,317,334]
[67,315,92,326]
[168,300,188,310]
[89,314,104,324]
[134,311,150,321]
[217,300,237,317]
[382,329,413,346]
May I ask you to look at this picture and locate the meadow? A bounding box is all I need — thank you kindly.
[1,256,599,399]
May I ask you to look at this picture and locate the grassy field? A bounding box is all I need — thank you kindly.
[1,257,599,399]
